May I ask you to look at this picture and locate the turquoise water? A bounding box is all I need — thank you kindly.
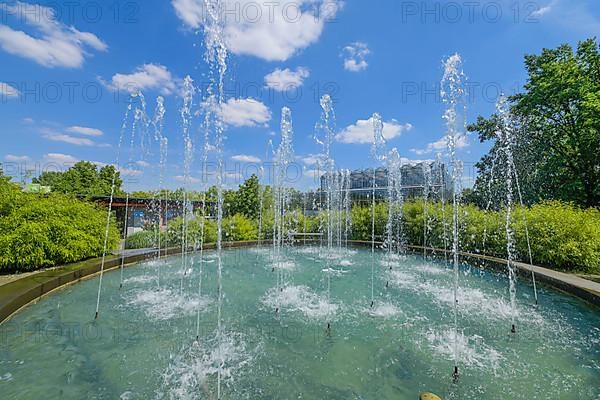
[0,247,598,399]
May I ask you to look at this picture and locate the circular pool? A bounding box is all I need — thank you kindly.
[0,247,598,399]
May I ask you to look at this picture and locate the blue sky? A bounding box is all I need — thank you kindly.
[1,0,599,191]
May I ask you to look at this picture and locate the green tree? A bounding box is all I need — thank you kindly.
[34,161,123,196]
[231,175,260,219]
[469,38,600,207]
[0,163,10,185]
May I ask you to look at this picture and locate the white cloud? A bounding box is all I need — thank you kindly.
[0,2,107,68]
[265,67,310,91]
[342,42,370,72]
[533,5,552,16]
[410,134,469,156]
[4,154,30,162]
[41,128,96,146]
[400,157,434,166]
[39,154,139,176]
[231,154,261,163]
[66,126,104,137]
[172,0,341,61]
[174,175,201,184]
[43,153,78,165]
[336,117,412,144]
[0,82,20,98]
[109,64,179,95]
[216,98,271,127]
[91,160,142,177]
[532,0,558,17]
[303,167,324,182]
[299,153,324,166]
[524,0,600,34]
[136,160,151,168]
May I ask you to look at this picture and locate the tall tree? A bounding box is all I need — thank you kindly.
[231,175,260,219]
[33,161,124,196]
[469,38,600,207]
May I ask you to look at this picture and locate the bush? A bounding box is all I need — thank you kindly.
[223,214,257,241]
[0,186,120,272]
[126,213,259,250]
[350,200,600,273]
[516,201,600,273]
[350,203,388,241]
[126,196,600,274]
[124,230,158,250]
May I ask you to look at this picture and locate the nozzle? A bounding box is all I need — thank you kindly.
[452,366,459,383]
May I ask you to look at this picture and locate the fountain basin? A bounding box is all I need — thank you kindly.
[0,246,598,399]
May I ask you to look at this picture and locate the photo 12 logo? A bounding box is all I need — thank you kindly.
[400,1,544,24]
[0,1,140,24]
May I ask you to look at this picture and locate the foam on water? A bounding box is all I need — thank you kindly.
[275,261,297,271]
[0,373,13,382]
[266,253,297,271]
[380,254,404,269]
[416,264,449,275]
[388,270,417,286]
[321,268,349,276]
[119,391,133,400]
[123,275,159,285]
[140,259,166,268]
[387,269,544,324]
[125,288,212,321]
[247,248,271,255]
[159,333,253,400]
[385,253,403,261]
[425,282,516,320]
[425,329,504,371]
[262,285,338,320]
[366,302,402,319]
[339,259,353,267]
[293,246,320,255]
[318,249,351,262]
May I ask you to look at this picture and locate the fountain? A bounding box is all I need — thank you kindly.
[2,6,599,400]
[314,94,336,326]
[422,162,432,261]
[441,53,467,381]
[272,107,295,298]
[370,113,386,308]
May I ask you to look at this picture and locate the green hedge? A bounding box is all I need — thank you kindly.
[126,213,258,250]
[351,200,600,274]
[125,199,600,274]
[0,181,120,272]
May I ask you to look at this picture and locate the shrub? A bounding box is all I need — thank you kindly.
[516,201,600,273]
[349,200,600,273]
[350,203,388,241]
[223,214,257,241]
[0,189,120,272]
[125,230,158,250]
[126,197,600,274]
